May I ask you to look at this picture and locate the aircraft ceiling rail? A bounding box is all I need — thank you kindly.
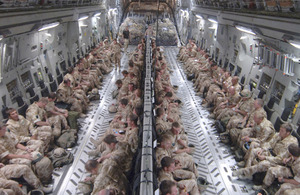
[140,36,154,195]
[0,0,103,10]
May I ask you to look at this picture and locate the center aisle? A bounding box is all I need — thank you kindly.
[52,47,133,195]
[164,47,255,195]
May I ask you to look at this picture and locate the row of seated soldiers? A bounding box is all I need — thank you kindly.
[80,39,146,195]
[149,41,204,195]
[0,39,118,194]
[178,39,300,194]
[56,38,126,116]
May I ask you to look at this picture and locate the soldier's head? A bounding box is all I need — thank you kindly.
[158,134,172,150]
[67,67,74,74]
[254,112,265,125]
[135,89,142,98]
[128,60,134,68]
[160,180,178,195]
[127,114,138,127]
[128,83,135,91]
[161,156,175,172]
[254,99,264,109]
[133,105,143,116]
[103,134,118,150]
[240,89,251,99]
[165,92,173,99]
[288,143,300,158]
[225,71,231,78]
[121,70,128,77]
[0,122,8,137]
[48,92,57,102]
[63,79,71,86]
[119,98,128,108]
[6,108,18,121]
[231,76,239,85]
[129,72,135,78]
[85,159,99,175]
[37,97,48,108]
[279,123,293,139]
[156,107,164,118]
[171,122,181,135]
[115,79,122,89]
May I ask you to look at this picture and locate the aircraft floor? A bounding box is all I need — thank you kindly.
[51,46,255,195]
[50,47,132,195]
[164,46,255,195]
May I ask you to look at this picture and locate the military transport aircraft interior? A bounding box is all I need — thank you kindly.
[0,0,300,195]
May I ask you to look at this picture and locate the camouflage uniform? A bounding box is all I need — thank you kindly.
[0,164,41,189]
[57,82,83,113]
[263,156,300,187]
[158,169,200,195]
[6,115,45,153]
[45,101,69,138]
[156,147,198,177]
[0,131,31,166]
[246,133,297,168]
[26,103,53,149]
[227,98,255,130]
[92,143,130,195]
[156,117,172,136]
[275,184,300,195]
[110,42,122,69]
[236,108,269,150]
[0,178,25,195]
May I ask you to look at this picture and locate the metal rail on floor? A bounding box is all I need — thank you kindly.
[139,36,154,195]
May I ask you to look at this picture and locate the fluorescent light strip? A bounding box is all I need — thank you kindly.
[78,16,89,21]
[38,22,60,32]
[0,35,3,41]
[236,25,256,35]
[208,18,218,24]
[289,41,300,49]
[196,15,203,19]
[94,13,101,17]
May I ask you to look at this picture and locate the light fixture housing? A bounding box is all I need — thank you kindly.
[235,25,256,35]
[38,22,60,32]
[78,16,89,21]
[208,18,218,24]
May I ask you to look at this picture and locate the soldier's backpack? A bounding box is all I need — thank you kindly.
[67,111,80,129]
[49,147,74,168]
[56,129,77,148]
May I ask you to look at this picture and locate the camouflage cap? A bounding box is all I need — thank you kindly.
[240,89,251,98]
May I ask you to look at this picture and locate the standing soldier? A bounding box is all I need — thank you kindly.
[110,39,122,70]
[123,26,130,54]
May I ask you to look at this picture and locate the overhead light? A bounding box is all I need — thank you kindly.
[80,25,88,27]
[0,35,3,41]
[45,33,52,37]
[94,13,101,17]
[236,25,256,35]
[38,22,60,31]
[196,15,203,19]
[208,26,216,29]
[78,16,89,21]
[96,17,101,19]
[240,36,248,40]
[208,18,218,24]
[288,40,300,49]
